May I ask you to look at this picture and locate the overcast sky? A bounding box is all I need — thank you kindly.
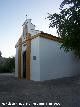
[0,0,63,57]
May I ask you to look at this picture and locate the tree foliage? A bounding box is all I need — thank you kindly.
[47,0,80,57]
[0,57,15,73]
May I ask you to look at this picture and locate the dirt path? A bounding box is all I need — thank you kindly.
[0,74,80,107]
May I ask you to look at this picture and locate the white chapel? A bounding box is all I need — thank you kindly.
[15,17,80,81]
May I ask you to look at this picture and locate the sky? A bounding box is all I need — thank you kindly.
[0,0,63,58]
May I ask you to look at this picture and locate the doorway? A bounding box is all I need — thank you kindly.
[23,51,26,78]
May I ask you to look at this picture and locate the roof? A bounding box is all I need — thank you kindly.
[15,32,62,48]
[32,31,61,42]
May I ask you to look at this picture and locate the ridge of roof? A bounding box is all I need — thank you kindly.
[36,31,61,42]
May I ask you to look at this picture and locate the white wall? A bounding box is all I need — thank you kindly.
[30,37,40,81]
[22,18,40,40]
[39,37,80,81]
[15,47,18,77]
[29,30,40,36]
[25,19,40,36]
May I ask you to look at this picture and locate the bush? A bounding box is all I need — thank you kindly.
[0,57,15,73]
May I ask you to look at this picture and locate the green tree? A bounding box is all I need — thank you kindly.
[5,57,15,72]
[47,0,80,57]
[0,56,15,73]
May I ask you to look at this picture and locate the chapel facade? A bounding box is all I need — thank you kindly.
[15,17,80,81]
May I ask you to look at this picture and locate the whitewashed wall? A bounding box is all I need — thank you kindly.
[30,37,40,81]
[22,19,40,39]
[15,47,18,77]
[25,19,40,36]
[39,37,80,81]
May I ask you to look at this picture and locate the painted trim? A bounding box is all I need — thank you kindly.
[18,37,22,79]
[26,33,31,80]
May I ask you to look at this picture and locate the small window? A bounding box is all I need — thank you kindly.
[33,56,36,60]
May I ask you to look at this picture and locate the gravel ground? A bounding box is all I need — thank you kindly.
[0,74,80,107]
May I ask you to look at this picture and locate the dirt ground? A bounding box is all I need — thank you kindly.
[0,74,80,107]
